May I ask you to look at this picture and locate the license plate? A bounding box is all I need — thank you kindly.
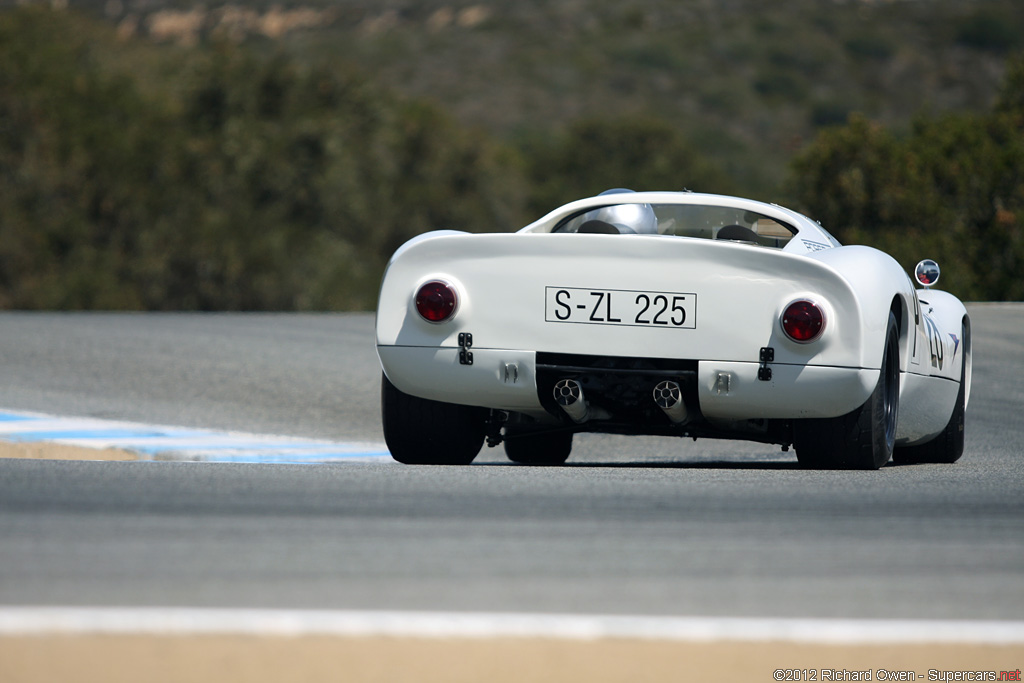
[545,287,697,329]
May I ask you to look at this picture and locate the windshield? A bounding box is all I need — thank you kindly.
[553,203,797,248]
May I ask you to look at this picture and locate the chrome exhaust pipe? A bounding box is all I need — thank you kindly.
[653,380,688,424]
[553,378,589,423]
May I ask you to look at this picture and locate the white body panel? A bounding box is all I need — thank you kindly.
[896,288,971,444]
[379,235,879,368]
[696,362,879,421]
[376,192,969,447]
[378,346,543,415]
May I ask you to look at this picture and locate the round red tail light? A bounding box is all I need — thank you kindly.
[781,300,825,343]
[415,280,458,322]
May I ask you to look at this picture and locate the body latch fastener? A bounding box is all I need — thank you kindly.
[458,332,474,366]
[758,346,774,381]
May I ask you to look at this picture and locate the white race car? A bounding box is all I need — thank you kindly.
[375,190,970,469]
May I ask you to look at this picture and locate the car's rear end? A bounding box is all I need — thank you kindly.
[376,230,883,446]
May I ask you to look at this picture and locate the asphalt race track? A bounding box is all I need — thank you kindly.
[0,304,1022,620]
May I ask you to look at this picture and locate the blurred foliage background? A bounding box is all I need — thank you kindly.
[0,1,1021,309]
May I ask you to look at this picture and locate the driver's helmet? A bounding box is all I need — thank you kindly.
[581,189,658,234]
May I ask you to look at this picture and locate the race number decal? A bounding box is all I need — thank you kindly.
[545,287,696,329]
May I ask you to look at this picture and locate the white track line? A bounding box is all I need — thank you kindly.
[0,608,1022,644]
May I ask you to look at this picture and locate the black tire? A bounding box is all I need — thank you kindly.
[893,324,966,465]
[381,373,485,465]
[504,431,573,465]
[795,311,900,470]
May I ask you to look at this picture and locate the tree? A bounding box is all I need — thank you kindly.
[788,57,1024,301]
[0,8,527,310]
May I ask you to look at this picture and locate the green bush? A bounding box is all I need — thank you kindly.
[0,8,526,310]
[957,9,1022,53]
[789,57,1024,301]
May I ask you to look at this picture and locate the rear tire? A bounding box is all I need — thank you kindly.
[893,324,966,465]
[504,431,573,465]
[795,311,900,470]
[381,373,485,465]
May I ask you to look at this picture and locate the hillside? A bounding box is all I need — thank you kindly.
[81,0,1024,196]
[1,1,1021,309]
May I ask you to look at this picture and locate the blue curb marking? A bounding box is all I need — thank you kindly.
[5,429,194,441]
[0,412,43,422]
[0,409,392,464]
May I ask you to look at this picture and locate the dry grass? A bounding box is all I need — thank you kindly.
[0,441,137,461]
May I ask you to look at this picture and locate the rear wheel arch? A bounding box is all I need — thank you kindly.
[889,295,910,369]
[889,296,903,337]
[961,315,972,408]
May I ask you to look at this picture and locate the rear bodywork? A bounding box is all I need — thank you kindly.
[376,192,969,448]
